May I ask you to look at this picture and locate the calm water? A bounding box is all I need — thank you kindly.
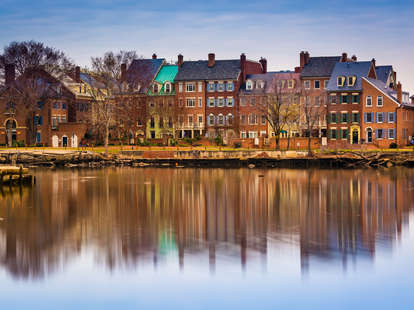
[1,167,414,309]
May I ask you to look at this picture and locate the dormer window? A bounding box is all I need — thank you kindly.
[348,76,356,87]
[257,80,264,89]
[165,82,171,93]
[246,80,253,90]
[288,80,294,88]
[337,76,346,87]
[217,83,224,92]
[153,84,159,93]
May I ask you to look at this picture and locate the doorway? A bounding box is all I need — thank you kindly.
[62,136,68,147]
[352,130,359,144]
[366,128,372,143]
[5,119,17,147]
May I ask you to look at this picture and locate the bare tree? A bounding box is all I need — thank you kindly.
[300,90,327,156]
[259,75,299,150]
[89,51,153,153]
[0,41,74,145]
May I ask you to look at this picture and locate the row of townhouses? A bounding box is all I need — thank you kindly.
[1,51,413,148]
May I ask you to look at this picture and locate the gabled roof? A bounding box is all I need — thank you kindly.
[363,77,399,104]
[300,56,341,78]
[127,58,165,93]
[174,60,241,81]
[240,71,301,95]
[375,66,392,84]
[326,61,373,92]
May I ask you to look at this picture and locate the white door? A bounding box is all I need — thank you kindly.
[52,135,59,147]
[71,134,78,147]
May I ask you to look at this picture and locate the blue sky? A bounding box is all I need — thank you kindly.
[1,0,413,93]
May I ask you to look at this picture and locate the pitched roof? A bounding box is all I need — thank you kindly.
[174,60,241,81]
[375,66,392,84]
[300,56,341,78]
[363,77,399,104]
[240,71,301,94]
[127,58,165,93]
[326,61,373,91]
[154,65,178,84]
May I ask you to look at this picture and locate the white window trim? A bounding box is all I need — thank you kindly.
[186,98,196,107]
[377,96,383,107]
[186,83,195,92]
[366,96,372,107]
[388,128,395,140]
[388,112,395,123]
[208,97,215,107]
[227,97,234,107]
[304,80,310,89]
[198,82,203,92]
[314,80,320,89]
[178,83,183,92]
[330,127,337,140]
[246,80,253,90]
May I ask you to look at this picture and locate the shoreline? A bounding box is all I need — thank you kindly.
[1,149,414,169]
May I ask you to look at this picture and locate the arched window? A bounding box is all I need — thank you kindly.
[218,114,224,125]
[246,80,253,90]
[208,114,215,126]
[165,82,171,93]
[227,114,233,126]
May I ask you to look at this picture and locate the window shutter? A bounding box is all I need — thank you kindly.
[357,113,360,123]
[340,96,343,104]
[382,112,385,122]
[387,129,389,139]
[346,113,349,123]
[364,113,367,123]
[357,94,360,103]
[375,112,378,123]
[386,112,389,122]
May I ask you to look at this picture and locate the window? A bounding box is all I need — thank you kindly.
[208,114,215,126]
[330,129,337,139]
[178,115,184,125]
[324,80,329,89]
[150,117,155,128]
[304,80,310,89]
[61,116,66,123]
[217,114,224,125]
[352,94,360,103]
[240,131,247,139]
[388,112,395,123]
[179,83,183,92]
[168,117,173,128]
[159,117,164,128]
[186,98,195,107]
[366,96,372,107]
[314,80,320,89]
[248,114,257,125]
[227,114,233,126]
[217,98,224,107]
[366,128,373,143]
[337,76,345,87]
[217,83,224,92]
[153,84,159,93]
[227,82,234,91]
[150,131,155,139]
[165,83,171,93]
[208,83,215,92]
[376,129,384,139]
[341,112,348,123]
[227,97,234,107]
[179,99,183,107]
[240,97,246,106]
[62,103,67,110]
[365,112,373,123]
[388,128,395,139]
[208,98,215,107]
[330,113,337,123]
[250,97,256,106]
[257,80,264,89]
[351,113,360,123]
[198,82,203,92]
[248,131,258,138]
[240,115,246,125]
[341,129,348,140]
[198,98,202,107]
[198,115,203,124]
[246,80,253,90]
[188,115,193,125]
[186,83,195,92]
[341,95,348,104]
[53,102,57,109]
[315,96,320,106]
[288,80,294,88]
[376,112,384,123]
[52,117,57,128]
[377,96,383,107]
[261,115,266,125]
[330,95,337,104]
[348,76,356,87]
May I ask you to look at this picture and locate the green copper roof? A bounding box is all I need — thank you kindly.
[155,65,178,83]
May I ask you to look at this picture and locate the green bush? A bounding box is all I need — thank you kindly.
[214,134,223,146]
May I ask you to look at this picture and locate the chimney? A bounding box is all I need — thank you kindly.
[300,51,305,68]
[351,55,357,61]
[152,53,157,59]
[393,71,397,90]
[411,96,414,105]
[240,53,247,83]
[397,82,402,103]
[371,58,376,68]
[208,53,215,68]
[259,57,267,74]
[294,66,301,73]
[121,63,127,82]
[341,52,348,62]
[5,63,15,86]
[177,54,183,69]
[304,51,310,66]
[75,66,80,83]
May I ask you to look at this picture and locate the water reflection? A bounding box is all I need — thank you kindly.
[0,168,413,280]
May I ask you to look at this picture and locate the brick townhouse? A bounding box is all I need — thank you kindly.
[326,58,414,148]
[174,53,264,141]
[298,52,355,139]
[0,64,87,147]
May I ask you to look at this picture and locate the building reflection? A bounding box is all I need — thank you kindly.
[0,167,413,279]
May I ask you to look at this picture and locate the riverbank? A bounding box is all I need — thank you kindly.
[1,149,414,169]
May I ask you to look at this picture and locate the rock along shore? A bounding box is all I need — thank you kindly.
[1,149,414,169]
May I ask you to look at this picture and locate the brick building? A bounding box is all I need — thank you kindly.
[0,65,87,147]
[174,53,263,141]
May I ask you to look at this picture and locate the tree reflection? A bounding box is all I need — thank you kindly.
[0,167,413,279]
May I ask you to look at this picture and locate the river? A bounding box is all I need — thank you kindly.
[0,167,413,309]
